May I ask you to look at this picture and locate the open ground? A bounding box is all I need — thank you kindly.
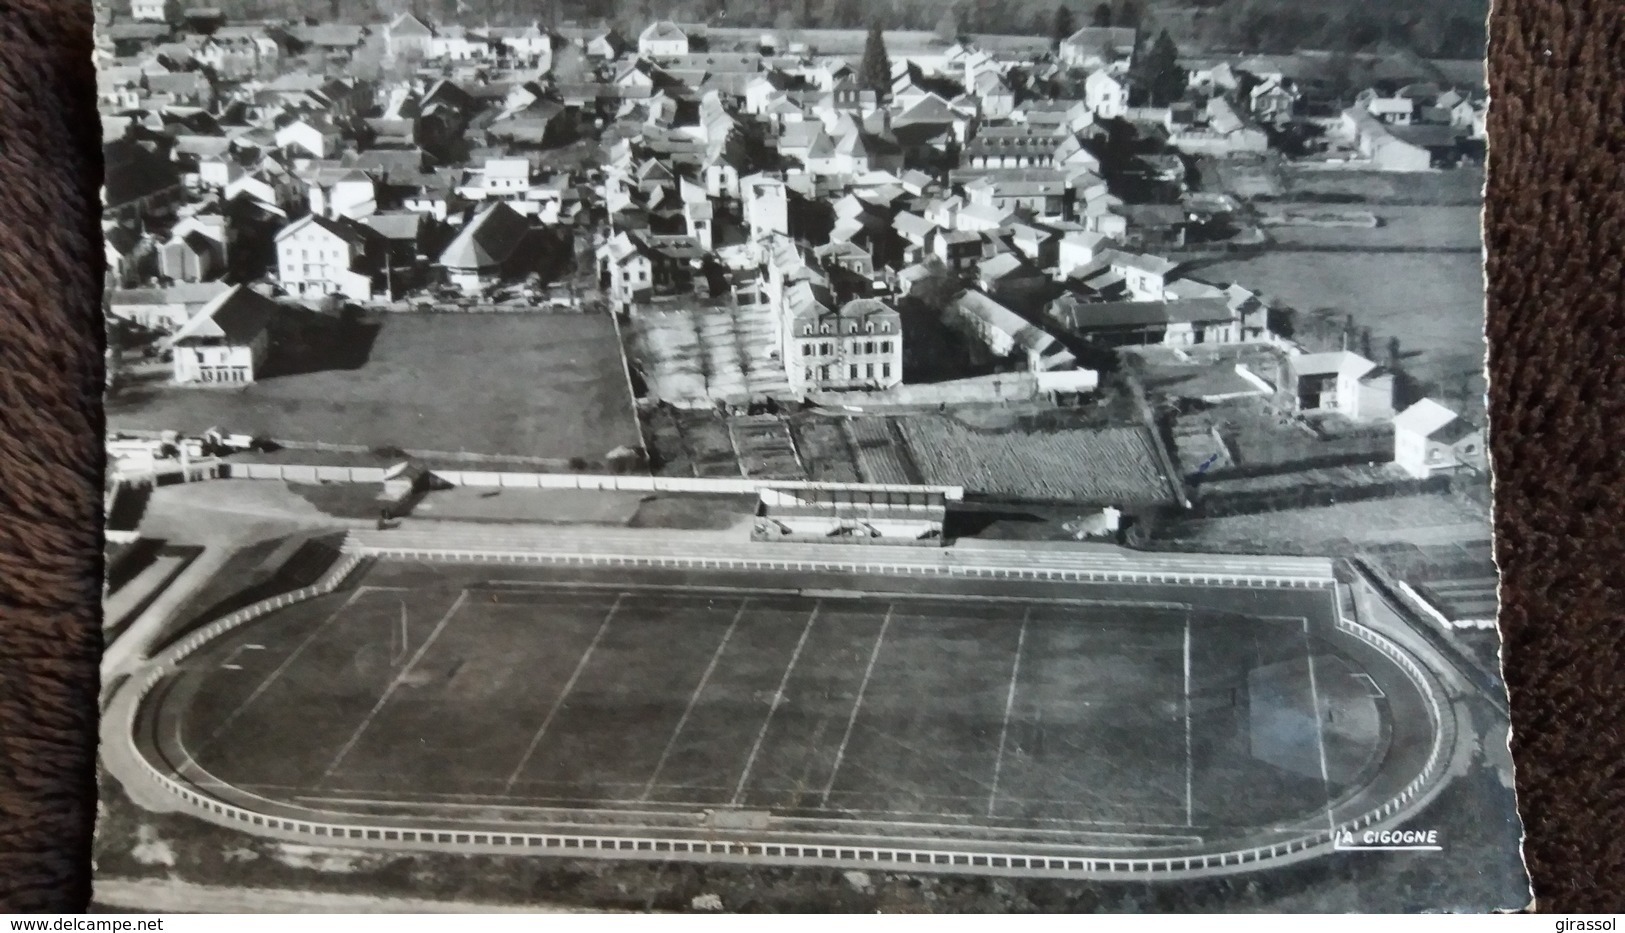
[134,560,1436,863]
[107,314,641,462]
[1197,251,1487,407]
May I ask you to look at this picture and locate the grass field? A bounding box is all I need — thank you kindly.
[107,314,641,462]
[1264,205,1483,251]
[1197,251,1487,406]
[139,561,1419,859]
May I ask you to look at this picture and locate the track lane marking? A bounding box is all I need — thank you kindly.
[320,589,470,782]
[501,593,626,793]
[638,598,751,801]
[1304,617,1336,836]
[202,586,371,750]
[729,601,820,806]
[819,603,894,807]
[986,608,1031,818]
[1184,613,1193,826]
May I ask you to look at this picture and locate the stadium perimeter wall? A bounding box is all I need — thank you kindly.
[223,463,965,500]
[106,536,1463,880]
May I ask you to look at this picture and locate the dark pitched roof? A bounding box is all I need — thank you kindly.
[439,201,531,270]
[171,285,278,344]
[1049,296,1233,330]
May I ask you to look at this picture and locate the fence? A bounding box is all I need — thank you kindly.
[115,537,1455,879]
[1396,580,1497,632]
[225,463,390,484]
[347,538,1337,590]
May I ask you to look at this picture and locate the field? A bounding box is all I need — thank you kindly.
[136,560,1425,862]
[1277,166,1486,206]
[1262,205,1483,251]
[108,315,642,463]
[897,416,1177,504]
[1196,251,1488,407]
[1154,494,1491,555]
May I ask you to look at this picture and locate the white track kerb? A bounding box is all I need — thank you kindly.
[111,533,1465,880]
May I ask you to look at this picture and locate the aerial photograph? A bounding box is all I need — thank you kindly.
[93,0,1529,913]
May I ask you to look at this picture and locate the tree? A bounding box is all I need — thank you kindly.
[1092,2,1111,27]
[1130,28,1184,106]
[1112,0,1140,30]
[1387,336,1403,370]
[935,8,960,44]
[1052,5,1076,47]
[859,23,891,96]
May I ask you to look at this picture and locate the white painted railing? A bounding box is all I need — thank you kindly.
[349,544,1337,590]
[115,537,1455,879]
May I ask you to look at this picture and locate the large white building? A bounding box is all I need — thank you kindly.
[786,295,903,395]
[169,285,278,385]
[275,214,378,301]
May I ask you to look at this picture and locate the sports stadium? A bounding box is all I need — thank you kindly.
[105,504,1467,880]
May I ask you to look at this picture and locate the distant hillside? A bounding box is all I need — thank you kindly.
[183,0,1489,60]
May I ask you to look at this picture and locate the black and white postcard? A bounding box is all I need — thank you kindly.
[94,0,1528,912]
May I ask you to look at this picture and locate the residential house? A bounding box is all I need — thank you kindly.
[597,231,656,304]
[742,172,790,241]
[786,297,903,394]
[168,285,279,384]
[275,116,343,160]
[275,213,382,301]
[1056,231,1114,278]
[949,290,1076,373]
[1006,223,1059,269]
[1392,398,1486,479]
[1362,92,1417,125]
[304,167,378,219]
[144,70,212,108]
[1168,97,1269,156]
[108,280,230,330]
[975,251,1049,297]
[1084,69,1129,120]
[1248,76,1298,124]
[1120,203,1190,249]
[638,21,689,58]
[104,226,151,288]
[439,201,539,294]
[385,12,436,59]
[359,211,430,294]
[971,71,1016,121]
[1283,351,1395,422]
[130,0,173,22]
[156,225,223,283]
[961,168,1071,219]
[1047,294,1240,346]
[1058,26,1137,72]
[930,228,986,273]
[1339,107,1450,172]
[208,25,281,78]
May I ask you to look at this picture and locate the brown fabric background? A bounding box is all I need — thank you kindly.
[0,0,1620,914]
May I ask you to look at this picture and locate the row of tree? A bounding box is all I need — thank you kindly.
[187,0,1483,61]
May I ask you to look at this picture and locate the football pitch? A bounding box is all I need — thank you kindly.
[139,561,1420,860]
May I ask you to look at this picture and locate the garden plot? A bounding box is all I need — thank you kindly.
[673,409,743,478]
[787,416,861,483]
[841,417,918,485]
[627,303,789,406]
[729,417,806,480]
[898,416,1177,504]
